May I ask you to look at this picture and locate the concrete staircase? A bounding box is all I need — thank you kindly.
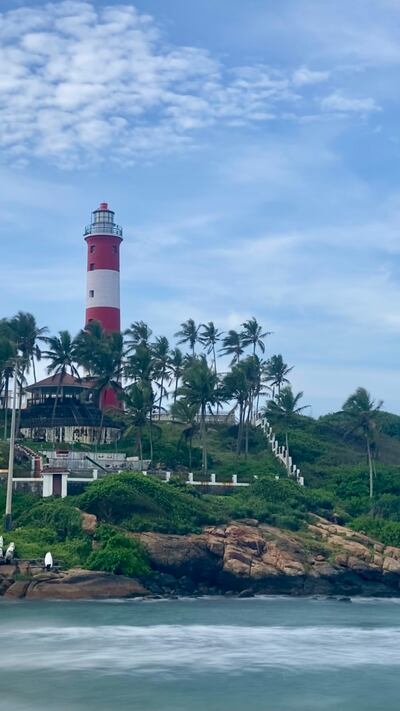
[255,416,304,486]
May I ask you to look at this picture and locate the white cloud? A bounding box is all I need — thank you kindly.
[321,92,380,113]
[292,66,330,86]
[0,1,381,167]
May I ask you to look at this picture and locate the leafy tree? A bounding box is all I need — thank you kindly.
[241,317,271,355]
[342,387,383,498]
[265,354,293,399]
[265,386,308,475]
[0,326,16,440]
[220,329,244,365]
[178,356,223,475]
[125,343,156,461]
[175,318,199,356]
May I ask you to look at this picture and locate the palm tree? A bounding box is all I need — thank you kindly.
[151,336,171,419]
[265,386,308,476]
[175,319,199,356]
[170,347,184,406]
[9,312,48,434]
[265,354,293,399]
[241,317,272,356]
[199,322,223,374]
[220,330,244,365]
[0,334,16,440]
[123,382,153,463]
[170,399,199,468]
[74,322,124,443]
[223,361,252,455]
[342,387,383,498]
[125,321,153,352]
[42,330,80,435]
[125,343,156,461]
[179,356,222,475]
[10,311,48,383]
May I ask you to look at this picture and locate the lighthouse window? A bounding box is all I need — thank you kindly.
[90,263,95,271]
[90,245,95,253]
[112,245,117,254]
[89,290,94,298]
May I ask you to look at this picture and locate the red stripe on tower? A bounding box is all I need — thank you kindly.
[84,202,123,408]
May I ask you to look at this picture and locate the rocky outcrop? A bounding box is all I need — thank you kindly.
[3,568,149,600]
[1,516,400,600]
[136,516,400,596]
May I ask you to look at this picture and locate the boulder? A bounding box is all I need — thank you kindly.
[80,511,97,534]
[24,569,149,600]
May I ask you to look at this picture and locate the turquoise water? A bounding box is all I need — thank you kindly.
[1,597,400,710]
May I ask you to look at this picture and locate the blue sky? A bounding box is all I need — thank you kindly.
[1,0,400,414]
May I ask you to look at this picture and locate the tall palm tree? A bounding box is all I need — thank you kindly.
[169,347,184,406]
[125,343,156,461]
[151,336,171,419]
[170,399,199,469]
[123,381,153,463]
[223,361,252,455]
[124,321,153,352]
[241,317,271,356]
[175,319,199,356]
[199,322,223,374]
[265,354,293,399]
[42,330,80,434]
[179,356,222,475]
[0,334,16,440]
[9,312,48,434]
[10,311,48,383]
[265,386,308,476]
[88,331,124,444]
[220,329,244,365]
[342,387,383,498]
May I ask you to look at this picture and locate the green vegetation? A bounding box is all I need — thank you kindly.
[1,311,400,577]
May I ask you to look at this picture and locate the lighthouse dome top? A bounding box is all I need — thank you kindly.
[84,201,123,237]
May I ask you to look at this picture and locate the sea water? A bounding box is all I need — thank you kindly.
[0,596,399,710]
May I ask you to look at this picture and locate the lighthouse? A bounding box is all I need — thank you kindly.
[84,202,123,332]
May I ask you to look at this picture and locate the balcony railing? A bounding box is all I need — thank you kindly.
[84,224,123,237]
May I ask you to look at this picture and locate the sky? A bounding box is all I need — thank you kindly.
[1,0,400,415]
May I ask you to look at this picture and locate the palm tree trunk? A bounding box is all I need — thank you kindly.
[51,382,62,442]
[236,404,244,455]
[188,436,192,469]
[158,373,164,420]
[3,374,9,441]
[148,409,154,462]
[32,355,37,383]
[366,435,374,498]
[285,430,290,476]
[201,403,207,476]
[97,406,105,446]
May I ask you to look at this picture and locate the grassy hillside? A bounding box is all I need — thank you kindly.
[1,409,400,577]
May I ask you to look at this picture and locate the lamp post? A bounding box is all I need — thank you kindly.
[4,359,18,531]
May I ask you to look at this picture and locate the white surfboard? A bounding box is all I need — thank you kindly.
[0,536,3,560]
[44,552,53,570]
[5,542,15,562]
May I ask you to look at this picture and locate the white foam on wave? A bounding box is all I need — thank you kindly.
[2,625,400,673]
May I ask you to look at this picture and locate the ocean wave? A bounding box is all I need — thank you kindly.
[2,624,400,673]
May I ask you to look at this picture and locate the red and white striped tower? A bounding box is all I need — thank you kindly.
[84,202,123,332]
[84,203,123,409]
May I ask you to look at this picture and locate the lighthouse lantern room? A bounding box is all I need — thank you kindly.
[84,202,123,333]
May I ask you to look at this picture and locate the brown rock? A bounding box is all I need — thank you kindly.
[4,580,31,599]
[80,511,97,534]
[25,568,149,600]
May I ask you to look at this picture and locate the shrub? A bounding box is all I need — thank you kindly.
[87,532,150,577]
